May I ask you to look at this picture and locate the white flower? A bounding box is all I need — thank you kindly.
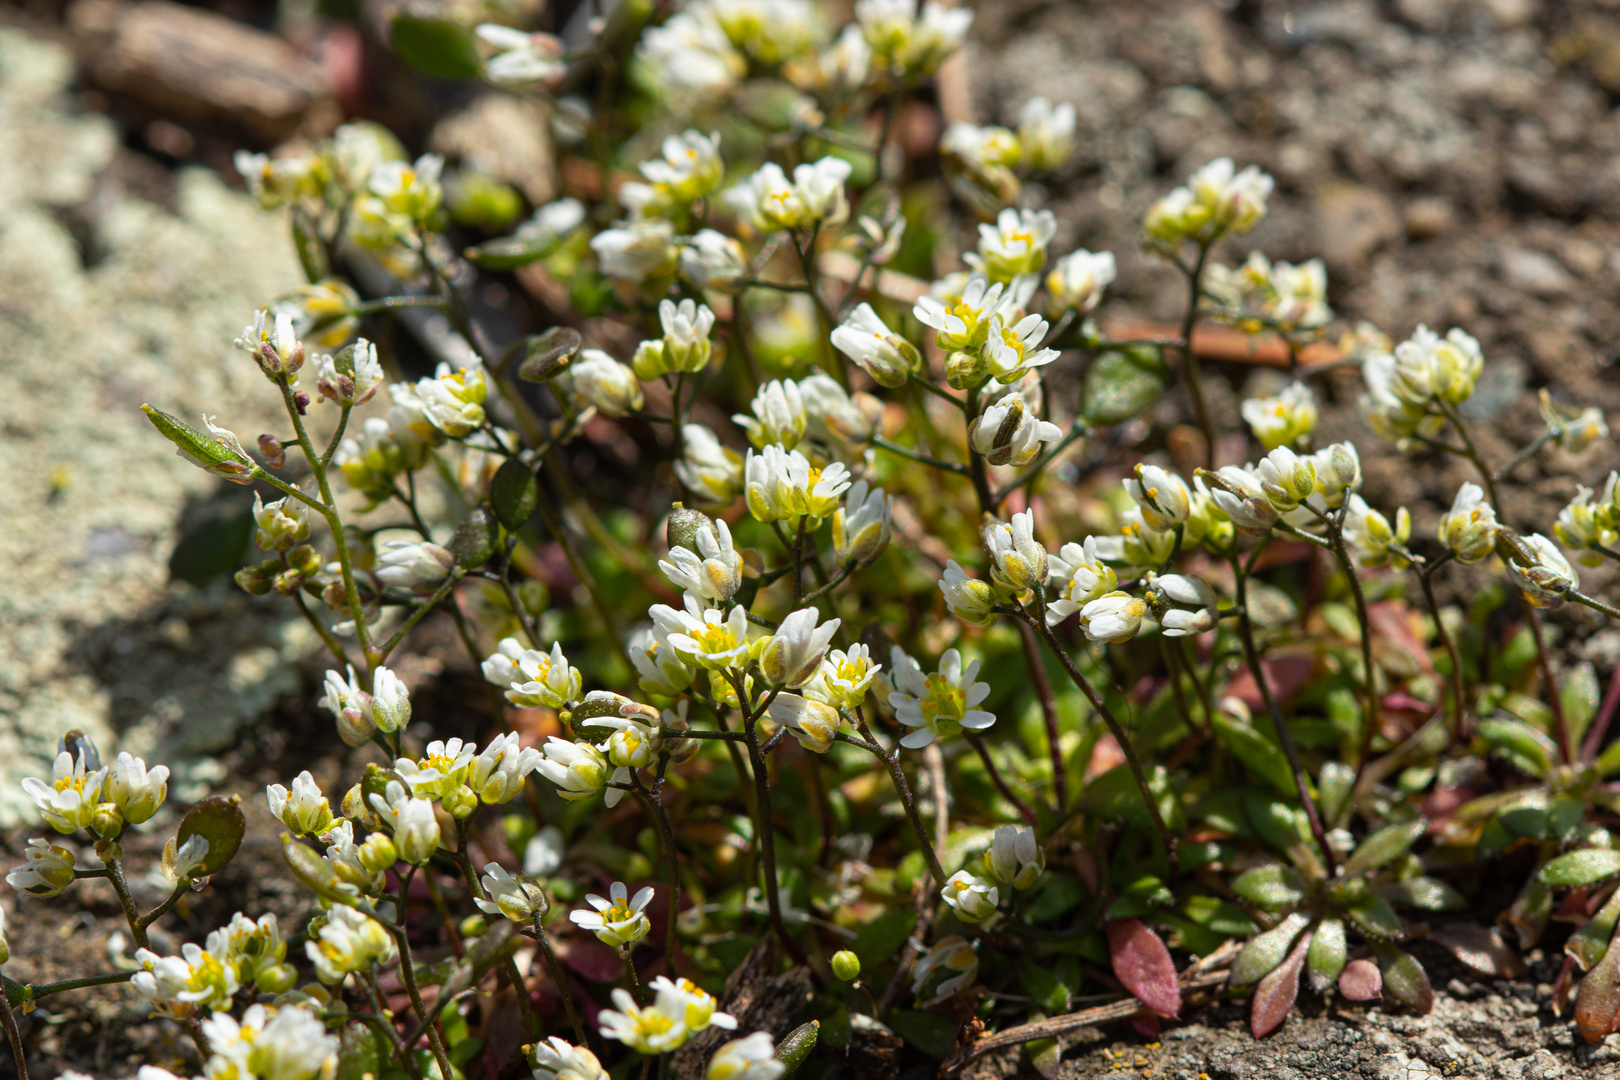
[767,693,841,753]
[234,308,307,379]
[793,156,853,225]
[591,219,679,283]
[20,750,106,834]
[106,752,168,826]
[911,935,978,1006]
[744,445,850,523]
[1556,485,1618,567]
[1046,537,1118,624]
[560,349,644,418]
[1438,482,1499,564]
[470,732,543,804]
[1125,464,1193,531]
[637,10,746,99]
[650,974,737,1033]
[631,624,696,697]
[735,379,808,450]
[1145,157,1273,244]
[234,150,315,210]
[984,825,1044,889]
[133,940,239,1016]
[202,1003,338,1080]
[639,130,724,202]
[656,593,752,670]
[726,162,804,232]
[1503,533,1579,610]
[833,480,892,566]
[676,424,745,505]
[968,392,1061,467]
[804,644,882,710]
[369,154,444,221]
[524,825,566,878]
[889,647,995,749]
[536,738,610,801]
[393,796,440,864]
[320,819,380,891]
[598,986,689,1054]
[941,870,1000,922]
[830,303,920,388]
[1018,96,1076,171]
[1079,592,1147,644]
[1311,442,1361,507]
[856,0,973,75]
[394,738,477,799]
[266,771,333,836]
[316,337,385,406]
[207,911,296,994]
[681,230,749,294]
[1255,446,1317,511]
[986,509,1048,592]
[488,640,583,709]
[914,274,1024,352]
[571,881,655,948]
[939,560,996,628]
[1542,392,1609,454]
[1343,495,1411,569]
[251,491,310,553]
[1045,248,1116,316]
[1242,383,1317,451]
[706,1031,785,1080]
[306,905,396,984]
[409,364,488,441]
[967,208,1057,283]
[1269,258,1332,329]
[661,516,743,602]
[1206,466,1279,536]
[376,539,455,593]
[363,664,410,735]
[788,22,870,93]
[7,838,75,897]
[801,374,880,444]
[578,699,661,770]
[477,862,549,922]
[1395,325,1483,408]
[531,1036,610,1080]
[760,608,841,688]
[981,312,1059,382]
[1090,506,1177,570]
[1150,573,1220,637]
[477,23,565,84]
[659,298,717,373]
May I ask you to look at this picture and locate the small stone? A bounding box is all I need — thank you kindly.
[1501,247,1575,298]
[1315,183,1401,274]
[1405,197,1455,240]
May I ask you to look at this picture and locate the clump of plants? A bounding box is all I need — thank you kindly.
[6,1,1620,1077]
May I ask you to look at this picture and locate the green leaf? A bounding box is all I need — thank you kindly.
[1229,912,1310,987]
[1306,917,1346,992]
[1318,762,1355,828]
[177,795,245,875]
[1599,737,1620,779]
[390,12,482,79]
[1080,764,1181,832]
[1017,958,1071,1013]
[1082,348,1164,425]
[1497,804,1549,840]
[1568,887,1620,971]
[1241,790,1311,858]
[490,458,538,532]
[1027,874,1087,922]
[1182,895,1256,937]
[886,1010,958,1058]
[1376,877,1465,912]
[1342,818,1428,877]
[1232,865,1307,910]
[1479,717,1556,778]
[853,909,916,971]
[465,233,558,271]
[336,1022,385,1080]
[292,213,330,283]
[1104,875,1173,920]
[168,507,254,585]
[1565,662,1601,752]
[282,835,359,903]
[1372,944,1434,1014]
[1540,849,1620,888]
[1213,712,1295,798]
[513,327,584,383]
[1345,894,1404,941]
[450,505,499,568]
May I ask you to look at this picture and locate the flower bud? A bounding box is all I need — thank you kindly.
[1438,483,1498,564]
[939,560,996,628]
[6,838,76,897]
[831,950,861,982]
[941,871,1000,923]
[394,797,441,864]
[1124,464,1192,531]
[442,784,479,819]
[1313,442,1361,507]
[257,434,287,470]
[632,339,669,381]
[945,348,988,390]
[984,825,1044,890]
[830,304,919,389]
[1255,447,1316,511]
[92,802,124,840]
[235,560,277,596]
[984,509,1048,593]
[833,481,892,567]
[1500,532,1579,609]
[759,608,840,689]
[358,832,397,875]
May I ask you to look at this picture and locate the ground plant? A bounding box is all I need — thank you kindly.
[8,1,1620,1078]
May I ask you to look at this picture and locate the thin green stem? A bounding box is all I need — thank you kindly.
[1414,554,1467,741]
[1497,428,1558,479]
[965,732,1037,825]
[1178,241,1216,470]
[361,969,425,1080]
[292,590,351,668]
[1568,589,1620,620]
[908,372,967,411]
[1017,618,1067,811]
[533,912,591,1047]
[376,570,465,662]
[850,709,948,887]
[105,858,148,950]
[633,763,682,978]
[136,882,190,935]
[355,294,451,314]
[22,971,134,998]
[0,990,27,1080]
[870,435,968,474]
[993,424,1089,504]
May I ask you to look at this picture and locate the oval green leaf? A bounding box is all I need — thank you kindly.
[1306,917,1346,992]
[1342,818,1427,877]
[1232,865,1307,910]
[390,13,482,80]
[176,795,244,875]
[1229,912,1310,987]
[1540,849,1620,888]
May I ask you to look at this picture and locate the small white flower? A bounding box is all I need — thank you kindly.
[369,154,444,221]
[20,750,106,834]
[1125,464,1193,531]
[6,838,75,897]
[915,274,1025,352]
[1206,466,1279,536]
[106,752,168,826]
[659,298,717,373]
[132,940,238,1017]
[1503,533,1579,609]
[1144,157,1273,244]
[656,593,753,671]
[631,624,696,697]
[316,337,385,406]
[676,424,746,505]
[571,881,655,948]
[967,208,1057,283]
[477,862,549,922]
[591,219,680,283]
[1310,442,1361,507]
[639,130,724,202]
[767,693,841,753]
[911,934,978,1006]
[681,229,749,294]
[376,539,455,593]
[744,445,851,523]
[941,870,1000,922]
[1241,383,1318,452]
[793,156,853,226]
[830,303,920,388]
[637,10,745,99]
[1046,537,1117,624]
[706,1031,785,1080]
[1149,573,1220,637]
[1438,482,1499,564]
[1556,484,1618,567]
[370,665,411,734]
[726,162,804,232]
[804,644,882,710]
[985,509,1048,592]
[598,985,689,1055]
[833,480,892,566]
[889,647,995,749]
[161,833,211,884]
[491,640,583,709]
[857,0,973,75]
[1079,592,1148,644]
[1343,495,1411,569]
[984,825,1044,889]
[477,23,565,84]
[266,771,333,836]
[651,974,737,1033]
[1255,446,1317,511]
[1018,96,1076,171]
[660,516,743,602]
[394,738,477,798]
[981,312,1059,382]
[560,349,645,418]
[735,379,808,450]
[939,560,997,628]
[1045,248,1116,316]
[393,796,440,865]
[251,491,310,553]
[531,1036,610,1080]
[470,732,543,804]
[536,738,610,801]
[760,608,841,688]
[968,392,1062,467]
[306,905,396,984]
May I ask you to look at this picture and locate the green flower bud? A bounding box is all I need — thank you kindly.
[831,950,861,981]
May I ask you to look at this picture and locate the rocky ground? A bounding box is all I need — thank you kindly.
[4,0,1620,1076]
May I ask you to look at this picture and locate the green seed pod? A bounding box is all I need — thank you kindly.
[451,505,500,569]
[176,795,246,875]
[774,1020,820,1071]
[666,502,715,555]
[831,950,861,982]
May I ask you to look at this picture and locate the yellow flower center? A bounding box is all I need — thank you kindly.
[920,672,967,722]
[834,658,868,683]
[55,775,87,795]
[605,899,634,924]
[691,622,739,654]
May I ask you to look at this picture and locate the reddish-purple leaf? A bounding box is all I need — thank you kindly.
[1429,924,1527,979]
[558,936,623,983]
[1576,926,1620,1044]
[1251,927,1312,1037]
[1106,918,1181,1018]
[1128,1010,1161,1040]
[1338,959,1382,1001]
